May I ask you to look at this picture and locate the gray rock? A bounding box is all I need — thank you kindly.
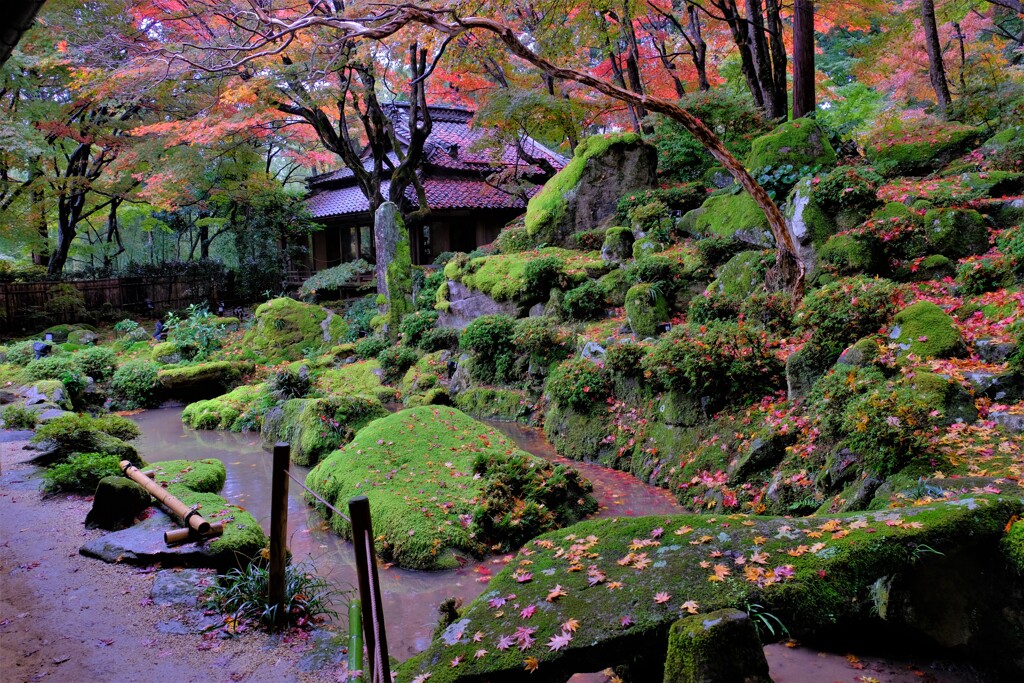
[440,618,472,646]
[963,370,1024,402]
[34,408,74,423]
[991,411,1024,433]
[22,383,66,407]
[437,281,519,330]
[150,568,215,607]
[580,342,606,363]
[79,509,224,569]
[528,303,545,318]
[975,339,1016,364]
[448,355,473,395]
[297,630,348,673]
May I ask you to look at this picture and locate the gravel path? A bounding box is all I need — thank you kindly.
[0,438,344,683]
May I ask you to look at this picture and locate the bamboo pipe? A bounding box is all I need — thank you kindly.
[119,460,216,538]
[164,522,224,545]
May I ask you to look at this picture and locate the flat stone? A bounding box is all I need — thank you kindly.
[964,370,1024,402]
[79,509,221,568]
[437,281,519,330]
[975,339,1016,364]
[151,568,215,607]
[297,630,348,673]
[35,408,75,423]
[580,341,606,362]
[992,412,1024,433]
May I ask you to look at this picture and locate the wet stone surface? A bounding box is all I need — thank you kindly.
[151,568,216,607]
[79,509,219,568]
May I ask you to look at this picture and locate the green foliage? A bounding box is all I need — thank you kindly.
[298,259,372,300]
[111,359,163,408]
[113,319,145,339]
[165,304,227,361]
[562,280,607,321]
[42,452,122,493]
[75,346,117,381]
[5,340,42,366]
[471,451,597,551]
[650,90,770,182]
[604,343,648,378]
[204,561,342,630]
[377,346,420,385]
[746,119,837,180]
[492,222,537,254]
[796,276,900,367]
[418,327,460,353]
[93,415,141,442]
[711,250,774,299]
[269,366,311,399]
[642,321,782,407]
[1,404,37,430]
[624,283,669,338]
[400,310,439,347]
[617,185,707,223]
[841,381,939,476]
[512,317,573,367]
[626,255,686,293]
[815,82,885,139]
[755,163,824,201]
[864,119,980,177]
[813,166,883,220]
[45,283,86,319]
[523,256,566,297]
[982,126,1024,172]
[546,358,611,412]
[354,335,388,360]
[809,364,888,442]
[415,269,446,311]
[696,235,745,273]
[25,355,80,382]
[460,314,517,384]
[342,295,378,342]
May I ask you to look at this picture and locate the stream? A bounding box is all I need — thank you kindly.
[130,407,988,681]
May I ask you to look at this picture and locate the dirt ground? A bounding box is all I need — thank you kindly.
[0,437,344,683]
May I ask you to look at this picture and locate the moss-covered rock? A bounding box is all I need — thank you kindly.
[442,248,599,306]
[980,126,1024,172]
[157,361,253,391]
[710,250,771,298]
[922,208,990,259]
[314,360,384,399]
[396,496,1022,683]
[260,395,388,467]
[454,388,535,423]
[151,341,181,365]
[663,609,771,683]
[912,254,956,281]
[819,234,876,275]
[694,193,772,248]
[625,283,669,338]
[85,476,152,530]
[598,268,631,307]
[182,383,274,432]
[304,406,597,570]
[906,370,978,424]
[67,328,99,346]
[889,301,963,359]
[30,413,141,466]
[746,118,836,174]
[525,133,657,244]
[1002,519,1024,574]
[543,402,612,462]
[872,202,920,224]
[401,352,447,406]
[241,297,347,363]
[866,122,980,177]
[601,226,635,264]
[23,379,72,411]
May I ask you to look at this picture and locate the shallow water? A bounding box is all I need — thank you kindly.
[130,407,685,659]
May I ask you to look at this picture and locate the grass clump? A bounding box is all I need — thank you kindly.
[204,561,343,630]
[2,404,38,430]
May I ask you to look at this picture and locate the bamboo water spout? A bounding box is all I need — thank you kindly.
[119,460,223,544]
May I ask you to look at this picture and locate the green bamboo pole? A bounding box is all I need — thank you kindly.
[349,599,363,681]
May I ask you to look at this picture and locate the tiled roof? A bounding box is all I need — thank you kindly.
[307,177,541,219]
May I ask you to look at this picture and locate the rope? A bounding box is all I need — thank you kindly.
[284,470,351,523]
[365,529,386,683]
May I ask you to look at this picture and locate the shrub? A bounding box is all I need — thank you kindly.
[625,283,669,337]
[460,314,517,383]
[642,320,783,406]
[956,255,1015,295]
[45,283,86,319]
[546,358,611,412]
[297,259,372,300]
[695,235,744,274]
[796,276,900,366]
[5,340,41,366]
[2,404,37,430]
[604,343,648,378]
[400,310,439,347]
[808,364,887,442]
[204,561,341,630]
[26,355,80,382]
[113,319,148,341]
[270,366,311,399]
[342,296,378,342]
[812,166,883,220]
[841,381,938,476]
[523,256,565,297]
[377,346,420,384]
[111,359,162,408]
[616,184,706,220]
[568,227,607,251]
[415,270,446,311]
[354,335,388,360]
[75,346,117,381]
[166,304,227,360]
[42,452,123,493]
[626,256,684,290]
[739,291,794,335]
[418,327,460,353]
[512,317,573,367]
[94,415,142,441]
[562,280,608,321]
[687,291,741,324]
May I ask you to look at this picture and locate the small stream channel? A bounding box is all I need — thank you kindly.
[130,407,684,659]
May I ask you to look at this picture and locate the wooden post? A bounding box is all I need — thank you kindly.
[269,442,290,626]
[349,495,391,683]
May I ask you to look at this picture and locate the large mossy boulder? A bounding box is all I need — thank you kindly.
[241,297,347,363]
[625,283,669,338]
[304,406,597,570]
[260,395,388,467]
[182,383,272,431]
[157,360,254,397]
[694,193,772,248]
[397,496,1023,683]
[663,609,771,683]
[710,250,772,298]
[30,413,141,466]
[923,208,989,259]
[525,133,657,245]
[888,301,964,359]
[602,226,635,264]
[867,122,981,177]
[22,379,71,411]
[746,118,836,174]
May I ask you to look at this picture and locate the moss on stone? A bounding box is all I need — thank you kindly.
[694,193,772,247]
[401,352,447,406]
[922,208,990,259]
[625,283,669,338]
[314,359,383,399]
[444,248,599,304]
[455,388,535,423]
[890,301,963,359]
[304,406,596,570]
[1002,519,1024,574]
[383,205,414,337]
[711,250,772,298]
[151,457,227,493]
[157,361,253,390]
[151,342,181,365]
[181,383,274,432]
[598,268,630,307]
[602,226,635,263]
[241,297,347,363]
[543,402,612,462]
[872,202,919,225]
[913,254,955,281]
[261,396,388,467]
[906,370,978,424]
[819,234,876,275]
[525,133,642,239]
[632,236,665,260]
[31,413,141,466]
[746,118,837,174]
[867,123,980,177]
[664,609,771,683]
[28,379,72,410]
[396,496,1022,683]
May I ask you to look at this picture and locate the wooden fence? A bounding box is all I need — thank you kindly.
[0,274,220,333]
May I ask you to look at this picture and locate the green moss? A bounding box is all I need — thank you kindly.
[664,609,769,683]
[28,379,72,410]
[602,226,634,262]
[632,236,665,260]
[454,388,535,423]
[694,193,772,246]
[711,250,772,298]
[906,371,978,424]
[151,341,180,365]
[383,205,413,337]
[304,407,596,570]
[31,414,141,466]
[746,118,837,174]
[543,402,611,462]
[241,297,346,363]
[314,360,383,399]
[819,234,876,275]
[914,254,955,281]
[922,208,990,259]
[401,352,447,405]
[182,383,274,431]
[525,132,642,240]
[262,396,388,467]
[867,123,980,177]
[598,268,630,307]
[625,283,669,338]
[1002,520,1024,574]
[444,248,600,304]
[396,496,1021,683]
[872,202,919,224]
[890,301,963,359]
[157,361,253,390]
[151,458,227,493]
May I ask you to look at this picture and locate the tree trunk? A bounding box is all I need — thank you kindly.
[765,0,788,119]
[921,0,953,115]
[374,202,412,338]
[688,4,711,92]
[29,160,48,266]
[792,0,816,119]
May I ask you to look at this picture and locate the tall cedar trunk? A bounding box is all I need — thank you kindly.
[717,0,766,110]
[620,10,649,124]
[921,0,953,115]
[746,0,778,117]
[688,4,711,91]
[792,0,816,118]
[765,0,788,119]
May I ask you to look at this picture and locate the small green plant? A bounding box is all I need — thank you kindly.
[354,335,388,360]
[75,346,117,381]
[910,543,945,561]
[546,358,611,412]
[270,366,311,399]
[2,404,37,430]
[460,314,518,384]
[166,304,227,360]
[418,327,460,353]
[203,561,343,630]
[377,346,420,384]
[111,359,162,408]
[561,280,608,321]
[42,452,122,493]
[25,355,80,382]
[114,318,146,339]
[512,317,573,367]
[745,602,789,640]
[399,310,439,347]
[93,415,142,441]
[298,259,372,300]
